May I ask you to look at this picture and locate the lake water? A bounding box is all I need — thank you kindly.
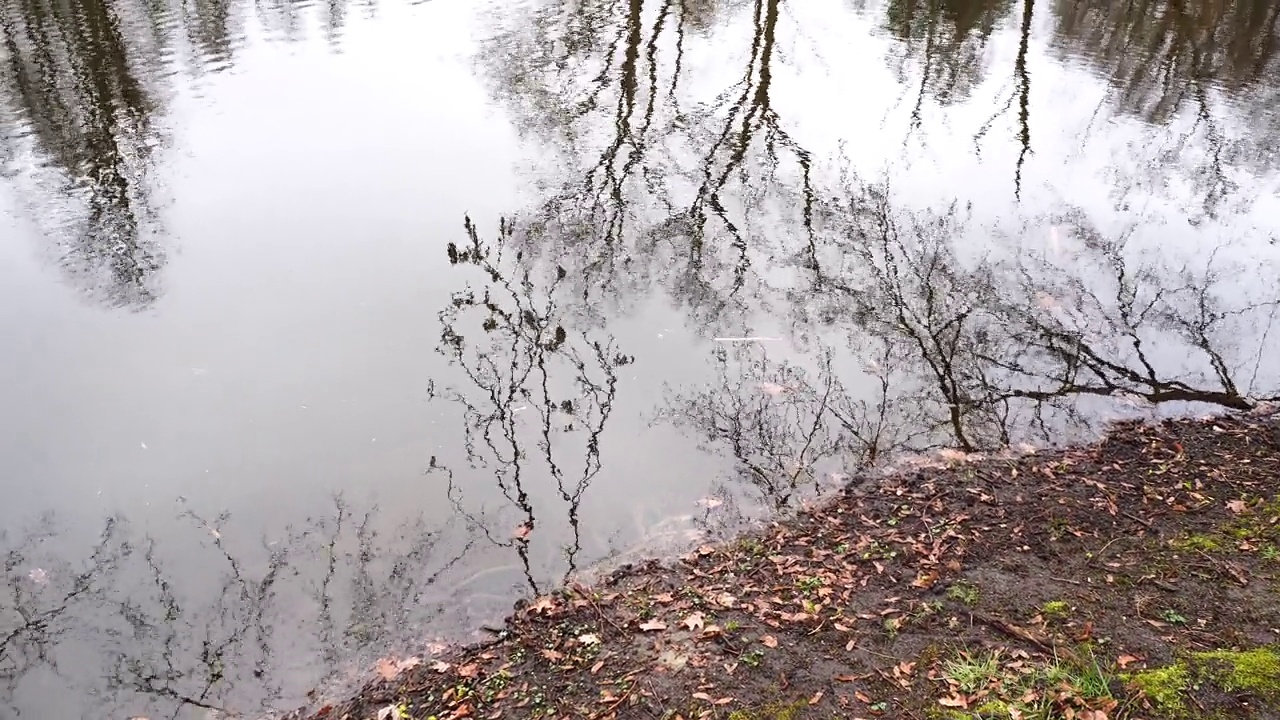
[2,0,1278,716]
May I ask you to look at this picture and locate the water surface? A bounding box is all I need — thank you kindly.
[2,0,1279,716]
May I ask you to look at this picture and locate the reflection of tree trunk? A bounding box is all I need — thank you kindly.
[0,0,161,307]
[1013,0,1033,198]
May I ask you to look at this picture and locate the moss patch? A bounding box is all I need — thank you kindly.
[1130,646,1280,717]
[1171,534,1224,552]
[1130,663,1189,715]
[1195,647,1280,700]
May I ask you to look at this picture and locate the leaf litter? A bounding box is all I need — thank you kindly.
[286,412,1280,720]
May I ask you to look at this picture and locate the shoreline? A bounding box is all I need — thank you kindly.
[288,410,1280,720]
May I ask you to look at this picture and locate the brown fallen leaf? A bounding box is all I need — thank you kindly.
[639,620,668,632]
[911,571,938,589]
[513,523,532,540]
[431,661,451,673]
[375,658,399,681]
[541,649,564,662]
[682,612,705,631]
[854,690,871,703]
[526,596,555,615]
[456,663,479,678]
[590,660,605,674]
[938,695,968,708]
[761,635,778,648]
[1116,654,1143,668]
[375,656,421,681]
[1227,499,1248,514]
[809,691,824,705]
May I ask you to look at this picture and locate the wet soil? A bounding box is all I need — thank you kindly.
[287,409,1280,720]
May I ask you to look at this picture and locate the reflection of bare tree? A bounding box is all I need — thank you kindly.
[482,0,812,324]
[0,501,474,719]
[1054,0,1280,125]
[429,218,630,594]
[882,0,1013,107]
[800,179,1280,450]
[661,342,935,506]
[0,0,369,307]
[0,0,163,307]
[665,178,1279,502]
[1,516,132,703]
[1052,0,1280,215]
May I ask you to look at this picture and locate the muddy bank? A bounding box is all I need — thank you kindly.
[287,410,1280,720]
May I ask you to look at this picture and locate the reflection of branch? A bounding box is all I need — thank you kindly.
[663,346,895,507]
[801,179,1280,452]
[1013,0,1033,199]
[435,218,629,587]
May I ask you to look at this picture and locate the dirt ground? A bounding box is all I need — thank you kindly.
[286,409,1280,720]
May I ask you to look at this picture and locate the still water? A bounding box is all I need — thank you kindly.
[1,0,1278,716]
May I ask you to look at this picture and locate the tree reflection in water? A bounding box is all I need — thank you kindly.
[0,0,368,308]
[667,176,1280,508]
[429,217,632,596]
[0,499,477,719]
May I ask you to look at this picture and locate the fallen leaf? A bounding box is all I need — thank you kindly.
[526,596,555,615]
[910,571,938,589]
[376,705,406,720]
[639,620,668,632]
[1227,499,1248,514]
[375,656,421,681]
[716,593,737,608]
[513,523,532,540]
[654,593,675,604]
[809,691,824,705]
[578,633,601,646]
[1116,654,1142,668]
[854,691,871,703]
[761,635,778,648]
[431,661,451,672]
[590,660,605,674]
[682,612,706,631]
[541,649,564,662]
[938,696,968,708]
[456,663,479,678]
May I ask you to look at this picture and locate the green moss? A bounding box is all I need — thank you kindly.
[924,710,970,720]
[1130,663,1190,714]
[946,581,980,606]
[973,699,1011,716]
[1194,647,1280,700]
[1129,647,1280,716]
[1040,600,1070,620]
[727,699,808,720]
[1172,534,1224,552]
